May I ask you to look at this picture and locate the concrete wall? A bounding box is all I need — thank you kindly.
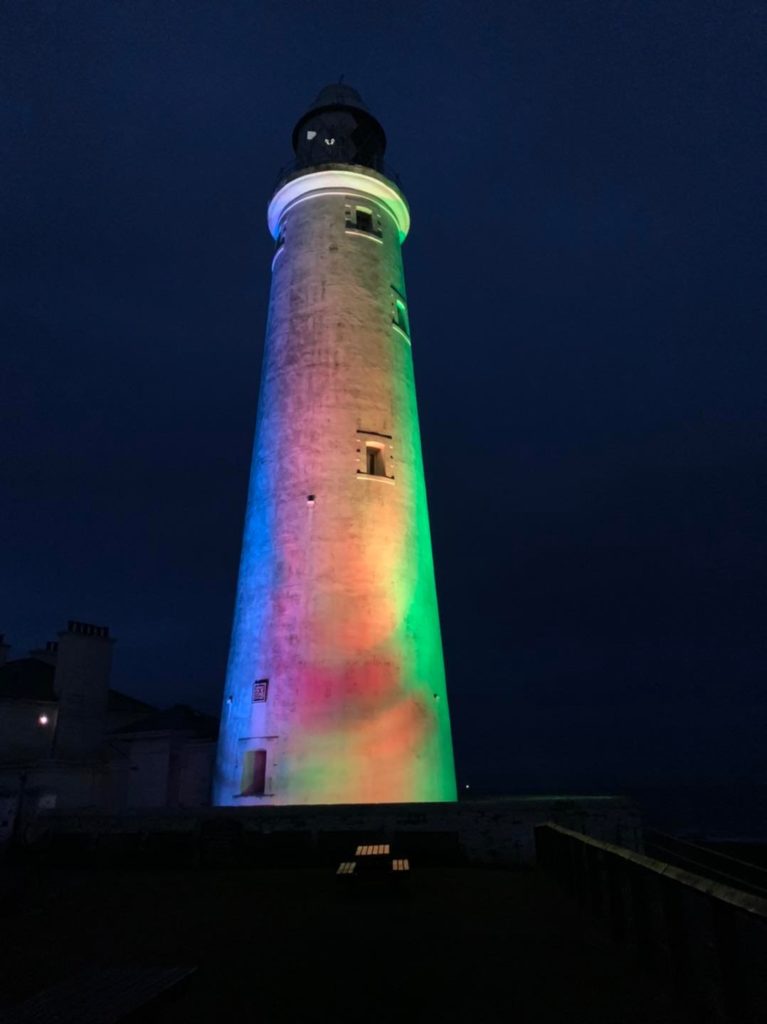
[0,762,109,815]
[173,740,215,808]
[118,737,171,809]
[20,796,641,867]
[106,735,216,811]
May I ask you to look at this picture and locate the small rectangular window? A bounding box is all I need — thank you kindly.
[345,205,382,240]
[241,749,267,796]
[355,208,374,233]
[365,443,386,477]
[252,679,269,702]
[356,430,394,482]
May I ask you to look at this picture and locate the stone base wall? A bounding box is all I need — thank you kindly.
[19,795,641,867]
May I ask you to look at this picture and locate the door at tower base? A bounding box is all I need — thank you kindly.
[214,85,456,807]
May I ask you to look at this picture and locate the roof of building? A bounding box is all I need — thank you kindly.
[111,704,219,739]
[107,689,155,714]
[0,657,154,714]
[0,658,55,700]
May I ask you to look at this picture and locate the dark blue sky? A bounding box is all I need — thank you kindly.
[3,1,765,794]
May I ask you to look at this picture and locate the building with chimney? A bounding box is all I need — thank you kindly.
[0,622,218,832]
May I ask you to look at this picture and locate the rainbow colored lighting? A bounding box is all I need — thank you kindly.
[214,162,456,806]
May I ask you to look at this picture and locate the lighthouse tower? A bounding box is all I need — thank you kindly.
[214,84,456,806]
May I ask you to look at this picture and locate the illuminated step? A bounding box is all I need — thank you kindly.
[336,861,356,875]
[391,858,410,872]
[355,844,391,857]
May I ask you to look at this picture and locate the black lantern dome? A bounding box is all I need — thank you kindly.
[292,83,387,172]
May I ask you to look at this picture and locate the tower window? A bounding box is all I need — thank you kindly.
[356,430,394,482]
[393,298,410,338]
[355,208,374,233]
[365,443,386,477]
[252,679,269,702]
[345,205,381,239]
[241,749,267,796]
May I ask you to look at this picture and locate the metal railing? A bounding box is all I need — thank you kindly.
[536,822,767,1023]
[643,829,767,898]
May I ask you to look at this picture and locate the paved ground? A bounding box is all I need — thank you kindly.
[1,863,686,1023]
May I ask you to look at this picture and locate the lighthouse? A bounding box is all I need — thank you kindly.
[214,84,456,806]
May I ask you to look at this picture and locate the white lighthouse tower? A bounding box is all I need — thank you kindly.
[215,84,456,806]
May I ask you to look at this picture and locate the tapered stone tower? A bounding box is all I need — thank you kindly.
[214,84,456,806]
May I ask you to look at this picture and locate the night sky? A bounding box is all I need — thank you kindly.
[4,2,765,797]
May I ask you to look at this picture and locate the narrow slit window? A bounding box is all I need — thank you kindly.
[394,299,409,336]
[241,749,267,796]
[365,443,386,477]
